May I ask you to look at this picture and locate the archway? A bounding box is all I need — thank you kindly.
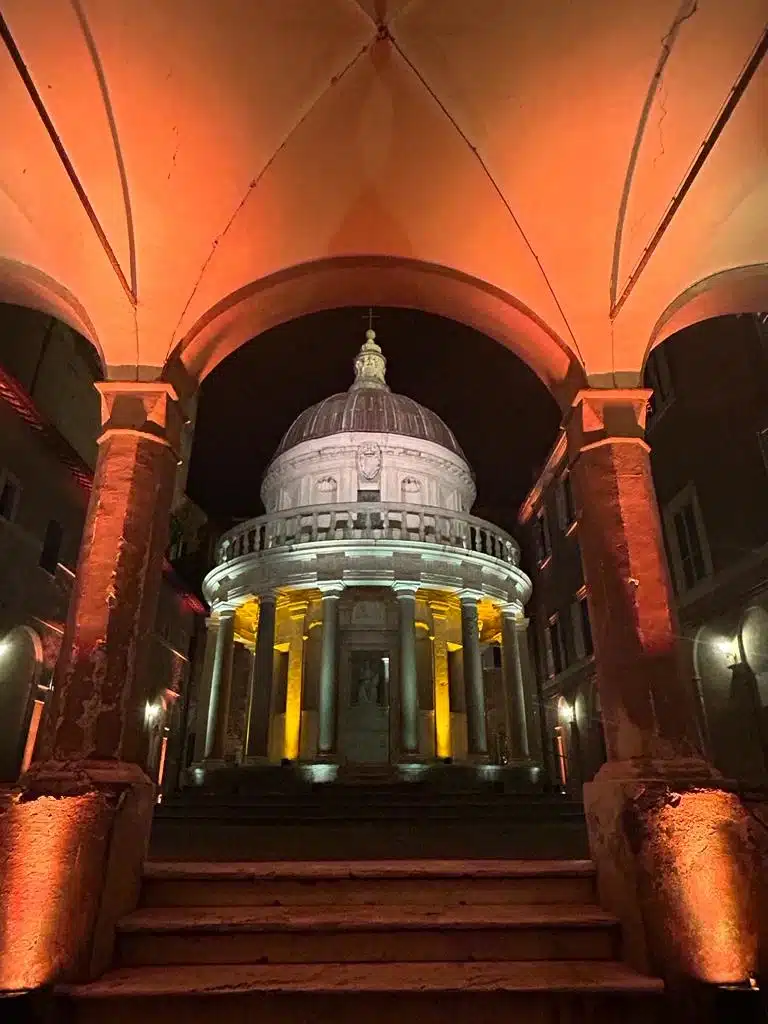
[0,625,43,781]
[166,256,586,410]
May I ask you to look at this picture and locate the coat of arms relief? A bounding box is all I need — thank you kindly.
[357,443,382,482]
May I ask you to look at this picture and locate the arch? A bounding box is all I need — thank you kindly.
[0,624,43,781]
[167,256,586,411]
[644,263,768,368]
[0,258,104,369]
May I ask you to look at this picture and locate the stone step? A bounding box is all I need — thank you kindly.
[141,859,597,908]
[150,818,590,861]
[60,960,664,1024]
[116,903,619,966]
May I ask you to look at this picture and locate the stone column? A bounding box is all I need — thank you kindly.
[283,599,308,761]
[460,592,488,756]
[192,617,220,764]
[317,584,344,757]
[566,389,705,771]
[245,593,276,759]
[516,617,544,765]
[394,584,419,757]
[567,389,756,993]
[501,604,530,760]
[4,382,184,990]
[206,608,235,761]
[429,599,452,759]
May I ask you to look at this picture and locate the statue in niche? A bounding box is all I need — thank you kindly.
[351,652,383,706]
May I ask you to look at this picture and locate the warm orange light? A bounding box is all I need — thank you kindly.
[430,602,452,759]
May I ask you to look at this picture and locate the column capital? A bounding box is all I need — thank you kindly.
[458,589,483,607]
[96,381,185,456]
[566,388,652,461]
[213,605,237,620]
[256,590,277,606]
[501,601,524,622]
[317,582,345,599]
[392,582,419,599]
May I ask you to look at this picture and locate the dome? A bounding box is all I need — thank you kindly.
[271,329,468,462]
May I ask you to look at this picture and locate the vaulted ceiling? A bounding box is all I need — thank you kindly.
[0,0,766,403]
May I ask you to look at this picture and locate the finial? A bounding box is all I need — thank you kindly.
[350,312,388,391]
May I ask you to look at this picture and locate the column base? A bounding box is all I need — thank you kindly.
[1,760,154,992]
[584,769,758,991]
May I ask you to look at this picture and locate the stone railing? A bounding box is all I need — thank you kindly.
[215,502,520,568]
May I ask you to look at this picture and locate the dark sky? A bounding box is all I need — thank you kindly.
[187,307,560,535]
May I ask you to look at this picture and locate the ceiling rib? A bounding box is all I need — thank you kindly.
[386,28,583,362]
[0,11,136,305]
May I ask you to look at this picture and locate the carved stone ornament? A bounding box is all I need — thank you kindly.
[357,442,382,481]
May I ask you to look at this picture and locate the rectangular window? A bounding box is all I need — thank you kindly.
[533,509,551,565]
[357,489,381,502]
[570,595,593,661]
[39,519,63,574]
[555,473,577,531]
[645,346,674,421]
[547,615,565,676]
[664,484,712,594]
[0,471,21,522]
[543,622,555,679]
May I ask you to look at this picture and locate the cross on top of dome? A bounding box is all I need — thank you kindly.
[350,314,389,392]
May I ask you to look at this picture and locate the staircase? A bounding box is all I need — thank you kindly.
[150,783,591,860]
[60,858,663,1022]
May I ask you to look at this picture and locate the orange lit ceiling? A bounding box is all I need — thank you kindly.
[0,1,765,405]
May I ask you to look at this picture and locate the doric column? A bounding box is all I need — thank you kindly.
[501,604,530,760]
[206,608,235,761]
[40,382,182,766]
[566,389,706,772]
[394,584,419,756]
[245,593,276,759]
[317,584,344,757]
[192,617,220,764]
[429,599,452,759]
[283,599,308,761]
[460,592,488,756]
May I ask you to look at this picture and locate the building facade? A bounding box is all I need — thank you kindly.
[190,331,541,782]
[520,313,768,789]
[0,305,205,787]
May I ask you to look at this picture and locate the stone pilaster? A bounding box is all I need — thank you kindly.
[460,592,487,756]
[283,599,308,761]
[206,608,235,762]
[394,584,420,757]
[429,599,452,759]
[245,593,276,760]
[317,584,344,757]
[501,604,530,760]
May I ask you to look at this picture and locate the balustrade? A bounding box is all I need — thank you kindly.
[216,502,520,569]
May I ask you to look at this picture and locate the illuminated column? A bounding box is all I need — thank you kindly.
[40,382,182,766]
[245,593,276,759]
[394,584,419,756]
[317,584,344,757]
[461,592,488,756]
[283,599,308,761]
[429,599,452,759]
[192,617,219,763]
[501,604,530,760]
[206,608,235,761]
[566,389,705,770]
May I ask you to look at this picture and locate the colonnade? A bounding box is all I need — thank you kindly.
[191,585,534,768]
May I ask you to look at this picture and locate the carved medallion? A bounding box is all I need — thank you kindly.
[357,442,382,481]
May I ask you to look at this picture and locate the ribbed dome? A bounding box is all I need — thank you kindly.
[272,328,467,462]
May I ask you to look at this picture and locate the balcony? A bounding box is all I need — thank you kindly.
[216,502,520,569]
